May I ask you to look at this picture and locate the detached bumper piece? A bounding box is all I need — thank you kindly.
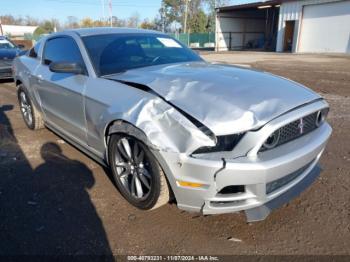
[245,164,321,222]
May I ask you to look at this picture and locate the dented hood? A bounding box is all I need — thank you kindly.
[106,62,321,136]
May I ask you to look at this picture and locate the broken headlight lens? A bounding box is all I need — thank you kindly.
[192,133,245,154]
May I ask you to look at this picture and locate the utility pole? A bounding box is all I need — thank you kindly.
[100,0,105,23]
[0,19,3,36]
[184,0,190,34]
[161,1,165,32]
[109,0,113,27]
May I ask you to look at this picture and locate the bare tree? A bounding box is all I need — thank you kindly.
[126,12,141,28]
[66,16,79,29]
[25,16,39,26]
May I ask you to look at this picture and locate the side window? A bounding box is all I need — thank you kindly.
[28,41,41,58]
[43,37,84,66]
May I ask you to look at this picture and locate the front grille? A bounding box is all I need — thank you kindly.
[0,61,12,78]
[0,59,13,67]
[266,160,314,194]
[261,112,319,152]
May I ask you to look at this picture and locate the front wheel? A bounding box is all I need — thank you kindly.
[108,134,170,210]
[17,85,44,130]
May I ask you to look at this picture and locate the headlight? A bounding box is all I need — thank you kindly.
[192,133,245,154]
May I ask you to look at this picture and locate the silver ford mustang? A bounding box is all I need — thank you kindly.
[13,28,332,222]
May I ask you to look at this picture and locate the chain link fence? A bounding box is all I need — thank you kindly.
[170,33,215,49]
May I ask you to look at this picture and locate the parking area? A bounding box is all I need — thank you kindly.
[0,52,349,255]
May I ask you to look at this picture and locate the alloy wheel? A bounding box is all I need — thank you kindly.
[114,137,152,200]
[19,91,33,126]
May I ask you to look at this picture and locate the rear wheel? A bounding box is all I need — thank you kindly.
[108,134,170,210]
[17,85,44,130]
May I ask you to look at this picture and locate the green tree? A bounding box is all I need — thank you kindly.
[33,20,55,37]
[160,0,213,33]
[188,9,208,33]
[33,27,47,37]
[41,20,55,32]
[205,0,230,32]
[160,0,185,31]
[187,0,208,33]
[162,0,184,24]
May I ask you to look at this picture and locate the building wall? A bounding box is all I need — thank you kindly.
[215,10,266,51]
[0,25,38,38]
[276,0,344,52]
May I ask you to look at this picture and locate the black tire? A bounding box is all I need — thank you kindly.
[17,85,44,130]
[108,134,170,210]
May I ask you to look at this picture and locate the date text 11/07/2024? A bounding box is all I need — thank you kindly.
[127,255,220,261]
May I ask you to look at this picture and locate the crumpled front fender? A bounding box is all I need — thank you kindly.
[104,97,215,153]
[83,76,216,156]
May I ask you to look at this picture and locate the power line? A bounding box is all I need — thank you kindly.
[45,0,159,8]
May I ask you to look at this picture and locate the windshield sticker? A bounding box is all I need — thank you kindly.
[157,38,182,48]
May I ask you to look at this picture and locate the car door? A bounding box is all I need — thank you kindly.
[35,36,88,143]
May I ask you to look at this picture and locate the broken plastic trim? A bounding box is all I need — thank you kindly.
[107,78,216,140]
[192,133,245,154]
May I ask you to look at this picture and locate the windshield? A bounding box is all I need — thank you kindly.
[0,38,16,49]
[82,33,203,76]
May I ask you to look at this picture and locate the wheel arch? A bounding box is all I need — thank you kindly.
[105,119,176,202]
[16,80,43,117]
[105,120,153,150]
[16,79,22,87]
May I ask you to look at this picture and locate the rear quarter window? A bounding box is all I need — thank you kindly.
[28,48,37,58]
[28,40,42,59]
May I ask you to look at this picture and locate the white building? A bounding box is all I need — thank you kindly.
[216,0,350,53]
[0,24,38,39]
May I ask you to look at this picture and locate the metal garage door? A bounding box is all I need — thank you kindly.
[299,1,350,53]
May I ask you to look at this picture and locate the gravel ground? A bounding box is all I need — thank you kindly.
[0,52,349,256]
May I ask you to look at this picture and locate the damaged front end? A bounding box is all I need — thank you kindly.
[102,78,217,154]
[153,99,331,222]
[93,63,331,222]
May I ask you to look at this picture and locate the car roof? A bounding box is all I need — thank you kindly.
[62,27,164,37]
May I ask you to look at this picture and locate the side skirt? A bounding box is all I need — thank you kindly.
[45,121,108,167]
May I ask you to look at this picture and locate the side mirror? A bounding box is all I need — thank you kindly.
[49,61,86,75]
[17,44,25,49]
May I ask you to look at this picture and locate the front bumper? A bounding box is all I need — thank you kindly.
[245,164,321,222]
[157,121,332,222]
[0,59,13,79]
